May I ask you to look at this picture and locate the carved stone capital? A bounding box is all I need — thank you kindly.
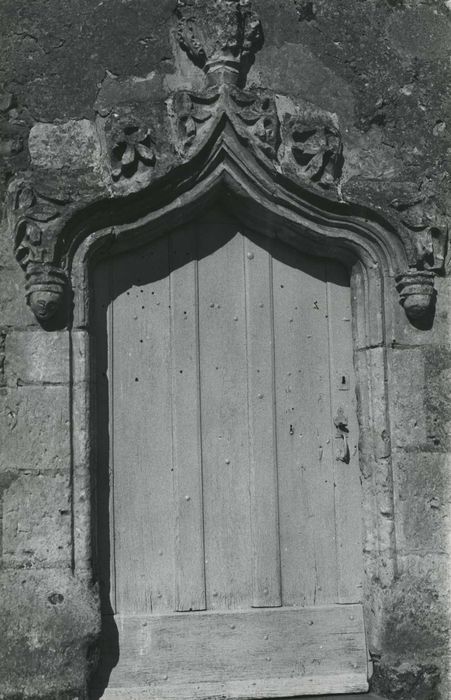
[395,270,436,328]
[175,0,262,87]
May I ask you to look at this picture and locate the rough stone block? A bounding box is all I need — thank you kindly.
[423,344,451,453]
[393,451,450,554]
[370,550,449,699]
[0,386,70,473]
[397,552,450,590]
[387,347,427,449]
[0,265,37,328]
[2,470,72,568]
[0,569,100,697]
[5,330,70,385]
[28,119,102,174]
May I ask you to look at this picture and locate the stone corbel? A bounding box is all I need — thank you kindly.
[395,270,436,328]
[9,180,71,327]
[25,262,69,324]
[390,192,448,326]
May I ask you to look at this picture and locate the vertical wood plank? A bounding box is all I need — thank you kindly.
[326,261,363,603]
[112,239,174,615]
[244,235,282,608]
[197,216,253,610]
[274,246,338,607]
[169,227,206,611]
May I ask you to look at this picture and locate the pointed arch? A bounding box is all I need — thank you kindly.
[67,129,399,669]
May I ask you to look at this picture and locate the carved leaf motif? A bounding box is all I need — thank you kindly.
[121,143,136,166]
[26,221,42,245]
[111,163,122,179]
[15,185,35,211]
[15,220,43,268]
[108,116,156,181]
[284,115,343,188]
[136,143,155,163]
[230,89,280,158]
[28,203,60,222]
[171,90,218,153]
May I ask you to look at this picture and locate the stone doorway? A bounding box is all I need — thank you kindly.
[90,206,367,698]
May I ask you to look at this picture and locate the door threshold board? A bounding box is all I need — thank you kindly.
[93,693,385,700]
[282,695,386,700]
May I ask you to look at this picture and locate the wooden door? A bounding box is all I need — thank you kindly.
[92,206,367,699]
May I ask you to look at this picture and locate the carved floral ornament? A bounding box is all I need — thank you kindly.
[8,0,448,329]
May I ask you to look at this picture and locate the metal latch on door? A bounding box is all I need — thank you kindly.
[334,407,350,464]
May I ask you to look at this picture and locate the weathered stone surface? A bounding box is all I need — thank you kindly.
[250,42,355,127]
[387,343,451,454]
[388,347,428,450]
[0,385,70,473]
[2,470,71,568]
[371,552,449,700]
[5,330,70,385]
[0,265,38,328]
[393,450,450,554]
[0,0,176,122]
[28,120,102,174]
[0,570,100,697]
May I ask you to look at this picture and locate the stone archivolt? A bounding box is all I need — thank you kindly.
[6,0,448,328]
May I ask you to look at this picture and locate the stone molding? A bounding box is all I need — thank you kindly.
[6,0,448,329]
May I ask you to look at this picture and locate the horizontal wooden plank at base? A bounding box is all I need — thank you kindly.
[95,604,368,699]
[98,675,369,699]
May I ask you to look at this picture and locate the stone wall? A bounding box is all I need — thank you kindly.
[1,1,450,698]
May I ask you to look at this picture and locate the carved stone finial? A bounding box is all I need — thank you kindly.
[25,263,68,323]
[175,0,263,86]
[395,270,436,327]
